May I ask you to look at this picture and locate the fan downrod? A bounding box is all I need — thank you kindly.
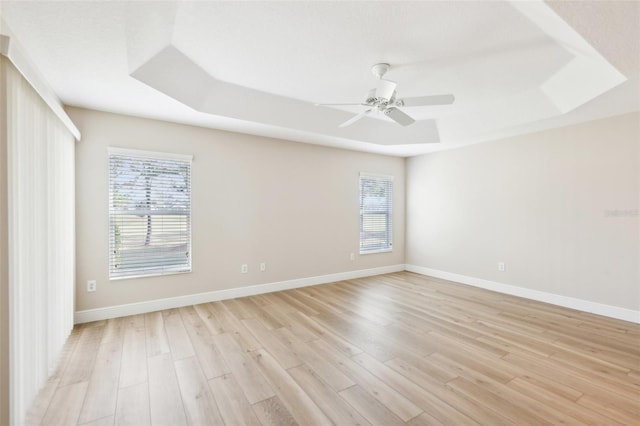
[371,63,390,79]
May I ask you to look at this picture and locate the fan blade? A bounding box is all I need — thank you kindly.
[339,109,372,128]
[375,79,397,100]
[384,107,415,126]
[315,102,367,106]
[399,94,455,107]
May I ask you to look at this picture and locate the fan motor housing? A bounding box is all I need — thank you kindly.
[371,63,390,79]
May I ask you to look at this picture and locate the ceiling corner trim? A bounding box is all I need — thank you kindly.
[0,21,81,141]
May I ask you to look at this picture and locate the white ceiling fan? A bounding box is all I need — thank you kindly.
[316,63,455,128]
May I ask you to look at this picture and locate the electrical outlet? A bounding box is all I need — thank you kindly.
[350,253,355,261]
[260,262,266,272]
[241,264,249,274]
[498,262,505,272]
[87,280,96,292]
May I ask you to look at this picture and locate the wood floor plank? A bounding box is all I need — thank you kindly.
[242,317,302,369]
[119,314,147,389]
[283,311,319,342]
[297,312,364,357]
[208,373,262,426]
[212,332,275,404]
[163,308,195,361]
[577,393,640,425]
[406,412,444,426]
[274,327,356,392]
[506,377,625,426]
[509,372,583,402]
[451,367,581,425]
[428,350,517,385]
[353,352,476,425]
[50,327,82,381]
[312,312,398,361]
[209,301,262,352]
[148,353,187,426]
[288,364,372,426]
[41,381,88,426]
[308,284,395,326]
[222,298,256,320]
[78,340,123,424]
[80,415,114,426]
[59,324,104,386]
[25,377,60,426]
[179,305,230,379]
[552,335,640,371]
[272,292,320,316]
[101,317,124,345]
[310,338,423,421]
[193,303,226,336]
[249,348,332,425]
[260,303,297,330]
[252,396,298,426]
[27,329,84,424]
[243,297,285,330]
[446,377,555,425]
[144,311,170,357]
[115,382,150,426]
[504,351,640,403]
[549,347,638,390]
[338,385,406,426]
[386,351,457,385]
[174,356,224,425]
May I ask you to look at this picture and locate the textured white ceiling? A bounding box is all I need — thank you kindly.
[0,0,637,156]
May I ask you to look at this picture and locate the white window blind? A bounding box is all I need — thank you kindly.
[108,149,192,279]
[359,173,393,254]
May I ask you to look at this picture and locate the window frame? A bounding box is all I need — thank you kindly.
[107,147,193,280]
[359,172,394,255]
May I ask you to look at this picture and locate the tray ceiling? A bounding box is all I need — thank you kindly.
[0,1,637,156]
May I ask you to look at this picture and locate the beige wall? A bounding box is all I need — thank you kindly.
[407,112,640,311]
[69,107,405,312]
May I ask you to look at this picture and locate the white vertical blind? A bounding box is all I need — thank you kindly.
[2,55,75,425]
[108,149,192,279]
[359,173,393,253]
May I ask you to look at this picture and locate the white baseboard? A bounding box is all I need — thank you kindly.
[74,264,405,323]
[405,264,640,324]
[76,263,639,325]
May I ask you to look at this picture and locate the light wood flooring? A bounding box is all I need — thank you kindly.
[27,272,640,425]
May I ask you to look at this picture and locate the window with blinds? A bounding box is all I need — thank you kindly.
[108,148,192,279]
[359,173,393,254]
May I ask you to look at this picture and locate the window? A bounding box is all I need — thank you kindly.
[108,148,192,279]
[359,173,393,254]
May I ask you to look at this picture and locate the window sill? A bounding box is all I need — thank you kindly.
[110,269,192,281]
[359,248,393,255]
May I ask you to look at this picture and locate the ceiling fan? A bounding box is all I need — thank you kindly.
[316,63,455,128]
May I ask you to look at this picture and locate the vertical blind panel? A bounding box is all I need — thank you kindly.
[359,174,393,252]
[109,153,191,278]
[4,56,75,425]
